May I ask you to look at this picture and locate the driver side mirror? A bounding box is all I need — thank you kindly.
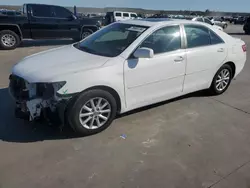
[134,47,154,58]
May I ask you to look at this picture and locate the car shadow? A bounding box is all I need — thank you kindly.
[19,39,75,48]
[228,32,246,35]
[118,90,210,118]
[0,87,210,143]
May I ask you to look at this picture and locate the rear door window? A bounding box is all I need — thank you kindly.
[123,13,129,18]
[184,24,224,48]
[131,14,137,18]
[115,12,122,17]
[184,24,211,48]
[210,30,224,44]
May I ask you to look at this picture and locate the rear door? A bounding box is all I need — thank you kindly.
[183,24,227,93]
[28,4,58,38]
[52,6,80,38]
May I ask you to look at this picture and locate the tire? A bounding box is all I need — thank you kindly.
[66,89,117,136]
[81,29,93,40]
[209,64,233,95]
[223,24,228,29]
[0,30,20,50]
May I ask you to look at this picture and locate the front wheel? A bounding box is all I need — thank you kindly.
[66,89,117,136]
[209,64,232,95]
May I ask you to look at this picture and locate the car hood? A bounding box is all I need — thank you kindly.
[12,45,110,83]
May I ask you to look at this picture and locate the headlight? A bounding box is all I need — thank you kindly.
[36,81,66,99]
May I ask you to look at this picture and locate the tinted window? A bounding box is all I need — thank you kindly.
[123,13,129,17]
[53,6,72,18]
[184,25,211,48]
[140,25,181,54]
[76,23,148,57]
[6,11,15,16]
[115,12,122,17]
[210,30,224,44]
[214,17,222,22]
[204,18,213,25]
[131,14,137,18]
[196,18,203,22]
[32,5,53,17]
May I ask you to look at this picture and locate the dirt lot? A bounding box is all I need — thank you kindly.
[0,25,250,188]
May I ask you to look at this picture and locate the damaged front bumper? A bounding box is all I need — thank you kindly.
[9,74,75,124]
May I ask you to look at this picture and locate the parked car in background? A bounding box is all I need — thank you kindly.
[192,17,223,30]
[0,4,101,50]
[9,19,246,136]
[148,14,169,18]
[243,17,250,34]
[0,10,22,16]
[211,17,228,29]
[105,11,137,25]
[234,16,246,25]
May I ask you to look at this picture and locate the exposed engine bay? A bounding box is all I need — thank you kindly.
[9,74,71,123]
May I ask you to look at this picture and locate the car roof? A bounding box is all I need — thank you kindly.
[120,18,202,27]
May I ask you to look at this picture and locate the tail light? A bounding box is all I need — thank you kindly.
[242,44,247,52]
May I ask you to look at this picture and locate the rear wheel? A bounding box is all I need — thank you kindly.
[0,30,20,50]
[66,89,117,136]
[81,29,93,39]
[209,64,232,95]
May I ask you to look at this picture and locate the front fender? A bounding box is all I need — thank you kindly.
[56,61,126,112]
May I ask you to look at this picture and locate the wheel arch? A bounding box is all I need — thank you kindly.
[209,61,236,88]
[0,24,22,39]
[79,85,122,114]
[224,61,236,78]
[81,25,98,34]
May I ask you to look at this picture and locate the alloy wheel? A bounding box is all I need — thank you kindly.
[79,97,111,130]
[1,34,16,47]
[215,69,230,91]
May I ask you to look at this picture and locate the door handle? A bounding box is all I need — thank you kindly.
[174,56,184,62]
[217,48,224,52]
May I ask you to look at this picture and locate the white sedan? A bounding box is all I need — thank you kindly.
[192,17,224,31]
[10,19,246,135]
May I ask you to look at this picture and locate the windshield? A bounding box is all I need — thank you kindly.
[204,18,212,25]
[74,23,148,57]
[214,17,222,21]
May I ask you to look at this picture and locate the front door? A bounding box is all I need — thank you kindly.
[124,25,186,109]
[182,24,228,93]
[52,6,80,39]
[28,4,58,39]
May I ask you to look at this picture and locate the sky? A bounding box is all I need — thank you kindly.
[1,0,250,12]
